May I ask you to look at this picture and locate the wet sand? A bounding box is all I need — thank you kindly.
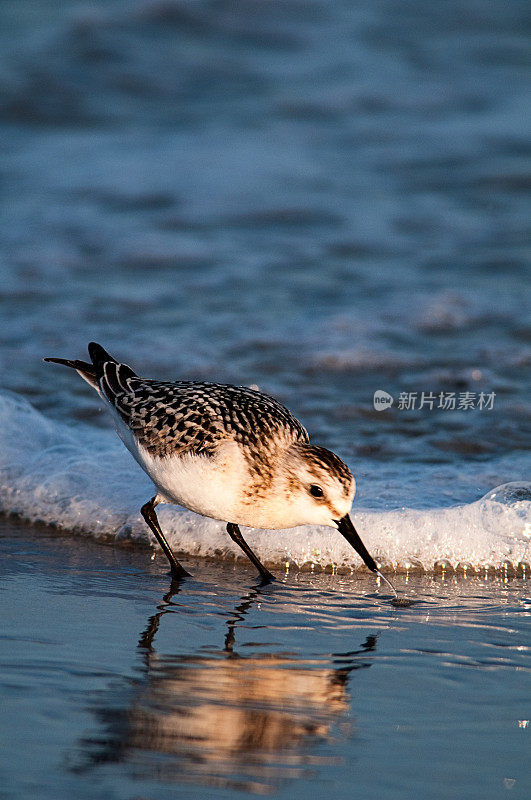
[1,517,529,800]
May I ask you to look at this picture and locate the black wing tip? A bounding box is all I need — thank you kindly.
[88,342,116,365]
[43,355,97,382]
[45,344,136,386]
[44,345,112,368]
[44,356,75,367]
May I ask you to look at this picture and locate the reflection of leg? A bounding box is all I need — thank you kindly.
[330,633,379,685]
[138,580,183,652]
[141,496,191,579]
[224,586,262,654]
[226,522,275,583]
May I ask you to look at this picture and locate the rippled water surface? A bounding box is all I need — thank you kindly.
[0,0,529,497]
[1,520,529,800]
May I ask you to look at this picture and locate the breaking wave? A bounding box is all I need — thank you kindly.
[0,391,529,574]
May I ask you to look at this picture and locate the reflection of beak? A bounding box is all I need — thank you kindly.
[335,514,378,574]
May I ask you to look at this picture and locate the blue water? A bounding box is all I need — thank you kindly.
[1,520,530,800]
[0,1,530,797]
[0,0,529,489]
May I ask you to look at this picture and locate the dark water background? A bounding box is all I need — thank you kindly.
[0,1,530,798]
[0,0,529,495]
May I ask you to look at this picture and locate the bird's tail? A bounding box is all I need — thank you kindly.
[44,342,130,390]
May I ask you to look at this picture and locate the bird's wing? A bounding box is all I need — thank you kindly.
[45,342,309,460]
[101,372,309,459]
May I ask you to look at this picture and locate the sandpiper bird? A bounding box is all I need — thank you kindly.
[44,343,393,587]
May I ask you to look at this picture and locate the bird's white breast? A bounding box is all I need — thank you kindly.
[142,442,249,522]
[111,408,249,522]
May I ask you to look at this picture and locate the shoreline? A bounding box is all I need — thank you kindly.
[1,512,529,580]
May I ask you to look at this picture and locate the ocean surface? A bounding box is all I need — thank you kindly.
[0,1,530,798]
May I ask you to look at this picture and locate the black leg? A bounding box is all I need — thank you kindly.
[141,496,191,579]
[226,522,275,583]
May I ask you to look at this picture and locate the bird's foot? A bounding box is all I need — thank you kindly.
[168,566,192,579]
[257,570,276,586]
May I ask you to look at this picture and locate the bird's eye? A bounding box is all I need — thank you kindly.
[309,484,324,498]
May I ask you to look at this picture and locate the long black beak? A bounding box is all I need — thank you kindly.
[335,513,378,573]
[336,514,399,597]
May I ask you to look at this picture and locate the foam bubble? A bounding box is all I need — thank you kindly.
[0,391,529,573]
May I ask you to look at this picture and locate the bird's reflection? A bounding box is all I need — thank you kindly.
[80,579,377,793]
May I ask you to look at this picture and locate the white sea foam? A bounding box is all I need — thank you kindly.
[0,391,529,574]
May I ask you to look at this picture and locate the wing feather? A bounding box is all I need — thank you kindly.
[105,378,308,459]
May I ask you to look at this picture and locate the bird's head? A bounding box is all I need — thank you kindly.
[279,443,378,574]
[281,443,355,527]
